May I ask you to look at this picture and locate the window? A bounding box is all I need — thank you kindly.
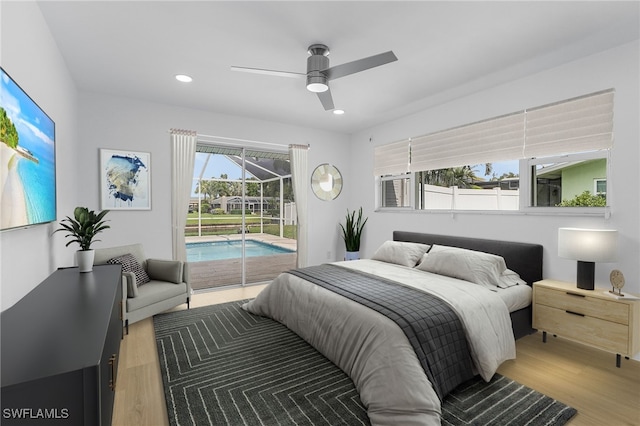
[415,160,520,211]
[375,89,613,214]
[595,179,607,195]
[527,151,608,208]
[380,174,412,208]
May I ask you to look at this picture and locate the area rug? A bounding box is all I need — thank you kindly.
[154,300,576,426]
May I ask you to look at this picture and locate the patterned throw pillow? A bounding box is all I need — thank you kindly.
[107,253,151,286]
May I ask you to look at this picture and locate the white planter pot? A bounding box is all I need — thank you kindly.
[77,250,95,273]
[344,251,360,261]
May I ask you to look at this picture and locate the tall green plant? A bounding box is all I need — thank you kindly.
[339,207,368,252]
[54,207,110,251]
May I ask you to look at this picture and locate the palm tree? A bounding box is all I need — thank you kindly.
[422,165,480,188]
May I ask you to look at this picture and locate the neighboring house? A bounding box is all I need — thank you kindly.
[534,158,606,206]
[210,195,274,213]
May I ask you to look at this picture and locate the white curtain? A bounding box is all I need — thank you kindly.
[289,144,309,268]
[170,129,197,262]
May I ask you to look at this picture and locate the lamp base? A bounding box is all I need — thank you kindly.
[576,261,595,290]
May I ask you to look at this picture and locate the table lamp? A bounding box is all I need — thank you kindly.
[558,228,618,290]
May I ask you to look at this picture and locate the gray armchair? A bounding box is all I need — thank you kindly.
[93,243,190,333]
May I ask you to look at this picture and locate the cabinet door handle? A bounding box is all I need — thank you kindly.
[566,310,585,317]
[566,292,585,298]
[109,354,117,391]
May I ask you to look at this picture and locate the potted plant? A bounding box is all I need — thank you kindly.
[339,207,368,261]
[54,207,110,272]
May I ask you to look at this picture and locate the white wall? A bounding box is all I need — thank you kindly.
[77,92,351,265]
[350,41,640,294]
[0,2,79,310]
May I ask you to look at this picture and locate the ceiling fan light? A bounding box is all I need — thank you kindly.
[306,74,328,93]
[307,82,328,93]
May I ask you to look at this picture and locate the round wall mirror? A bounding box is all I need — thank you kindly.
[311,164,343,201]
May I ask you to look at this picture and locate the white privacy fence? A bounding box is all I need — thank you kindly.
[424,184,519,210]
[284,202,297,225]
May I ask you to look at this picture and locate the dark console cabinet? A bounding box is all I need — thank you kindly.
[1,265,123,425]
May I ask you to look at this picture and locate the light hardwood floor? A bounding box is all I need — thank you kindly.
[112,286,640,426]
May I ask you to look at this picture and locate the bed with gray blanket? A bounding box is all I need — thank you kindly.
[243,232,543,425]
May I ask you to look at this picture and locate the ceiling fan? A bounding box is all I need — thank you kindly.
[231,44,397,111]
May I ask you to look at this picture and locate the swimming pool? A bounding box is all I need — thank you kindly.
[186,240,295,262]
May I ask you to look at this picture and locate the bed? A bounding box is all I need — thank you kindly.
[393,231,542,340]
[244,232,543,426]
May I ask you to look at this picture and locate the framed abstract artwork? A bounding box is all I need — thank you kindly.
[100,149,151,210]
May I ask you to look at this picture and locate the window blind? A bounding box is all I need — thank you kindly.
[410,112,525,172]
[524,89,614,157]
[374,88,614,176]
[374,139,410,176]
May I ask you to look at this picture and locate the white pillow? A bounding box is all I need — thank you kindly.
[371,241,431,267]
[497,269,527,288]
[415,245,507,289]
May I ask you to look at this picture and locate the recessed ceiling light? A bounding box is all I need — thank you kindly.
[333,109,345,115]
[175,74,193,83]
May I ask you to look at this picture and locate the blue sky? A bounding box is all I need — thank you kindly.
[193,154,243,180]
[191,154,248,196]
[472,160,519,179]
[1,69,55,145]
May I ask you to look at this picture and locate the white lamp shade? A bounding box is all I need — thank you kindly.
[558,228,618,262]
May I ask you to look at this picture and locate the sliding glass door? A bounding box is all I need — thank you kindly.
[185,145,296,291]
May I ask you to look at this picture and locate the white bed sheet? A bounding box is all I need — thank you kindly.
[495,284,532,312]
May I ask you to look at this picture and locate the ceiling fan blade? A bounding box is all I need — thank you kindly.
[230,66,305,79]
[324,51,397,81]
[317,89,334,111]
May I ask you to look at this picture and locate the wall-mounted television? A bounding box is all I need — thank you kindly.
[1,67,56,231]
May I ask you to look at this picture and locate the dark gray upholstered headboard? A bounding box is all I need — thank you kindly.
[393,231,543,286]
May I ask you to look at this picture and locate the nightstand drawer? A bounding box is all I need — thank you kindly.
[535,304,630,354]
[535,286,629,325]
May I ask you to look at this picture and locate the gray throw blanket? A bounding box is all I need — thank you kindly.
[287,263,475,401]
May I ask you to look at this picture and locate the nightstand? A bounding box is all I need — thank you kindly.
[533,279,640,367]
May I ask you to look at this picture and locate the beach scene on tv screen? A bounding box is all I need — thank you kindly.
[1,69,56,230]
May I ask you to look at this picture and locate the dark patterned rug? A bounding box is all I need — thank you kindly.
[154,300,576,426]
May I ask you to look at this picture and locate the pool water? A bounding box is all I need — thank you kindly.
[186,240,295,262]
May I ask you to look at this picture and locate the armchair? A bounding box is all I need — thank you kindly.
[93,243,190,333]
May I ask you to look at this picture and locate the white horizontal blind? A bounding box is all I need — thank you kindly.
[373,89,614,176]
[374,139,410,176]
[410,112,525,172]
[524,89,614,157]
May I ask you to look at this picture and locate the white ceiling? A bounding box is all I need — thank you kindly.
[38,1,639,134]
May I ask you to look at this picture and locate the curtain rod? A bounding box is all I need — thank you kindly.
[170,130,310,151]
